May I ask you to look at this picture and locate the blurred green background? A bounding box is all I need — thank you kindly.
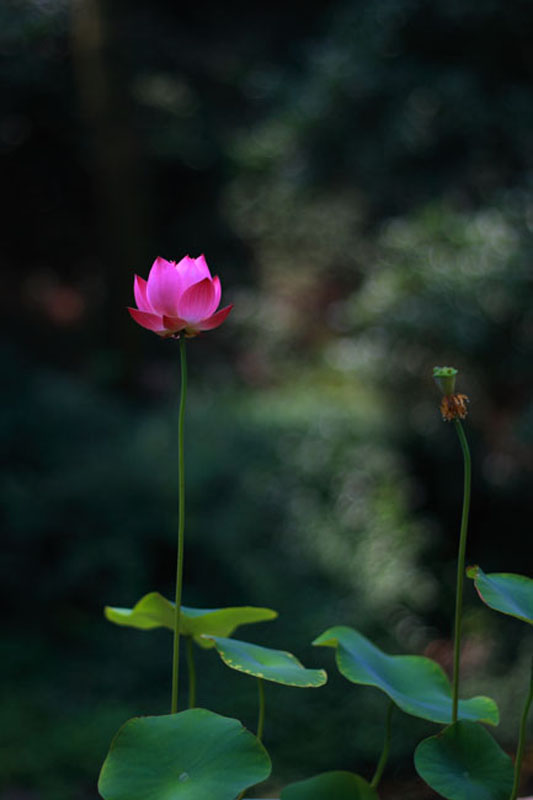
[1,0,533,798]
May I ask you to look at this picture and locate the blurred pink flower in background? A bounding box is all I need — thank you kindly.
[128,255,232,337]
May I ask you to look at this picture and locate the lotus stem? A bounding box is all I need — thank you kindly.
[510,659,533,800]
[371,701,394,789]
[452,419,471,723]
[257,677,265,742]
[171,335,187,713]
[186,636,196,709]
[235,679,266,800]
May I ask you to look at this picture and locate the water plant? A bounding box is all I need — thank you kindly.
[97,260,533,799]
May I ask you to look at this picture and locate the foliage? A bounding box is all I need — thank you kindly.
[414,721,514,800]
[207,636,327,687]
[1,349,435,796]
[314,626,498,724]
[280,771,378,800]
[467,567,533,626]
[98,709,271,800]
[105,593,277,643]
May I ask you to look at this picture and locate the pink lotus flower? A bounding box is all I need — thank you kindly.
[128,255,233,337]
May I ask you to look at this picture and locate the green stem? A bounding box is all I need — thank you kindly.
[235,682,266,800]
[451,419,471,723]
[371,701,394,789]
[257,678,265,742]
[171,336,187,714]
[186,636,196,709]
[510,659,533,800]
[235,681,266,800]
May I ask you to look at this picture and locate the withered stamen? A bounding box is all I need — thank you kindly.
[440,393,469,422]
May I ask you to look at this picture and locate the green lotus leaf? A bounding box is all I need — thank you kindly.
[205,635,327,688]
[98,708,271,800]
[467,565,533,625]
[414,720,514,800]
[280,771,379,800]
[281,771,378,800]
[313,626,498,725]
[105,593,278,648]
[105,592,175,630]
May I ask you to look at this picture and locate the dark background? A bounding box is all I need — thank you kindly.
[1,1,532,798]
